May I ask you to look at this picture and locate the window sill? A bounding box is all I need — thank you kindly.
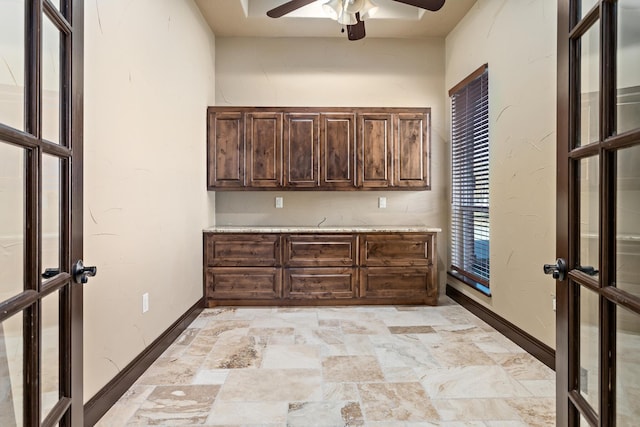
[447,270,492,297]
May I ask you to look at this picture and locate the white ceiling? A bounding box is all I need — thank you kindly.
[195,0,477,39]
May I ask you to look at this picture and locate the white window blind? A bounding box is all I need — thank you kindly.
[450,66,490,287]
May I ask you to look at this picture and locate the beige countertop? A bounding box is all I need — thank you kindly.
[203,225,442,233]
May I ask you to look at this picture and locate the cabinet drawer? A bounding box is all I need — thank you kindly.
[360,267,436,303]
[284,234,356,267]
[284,267,356,299]
[205,234,280,266]
[360,233,433,267]
[206,267,281,300]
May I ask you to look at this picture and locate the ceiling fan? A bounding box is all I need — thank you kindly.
[266,0,446,41]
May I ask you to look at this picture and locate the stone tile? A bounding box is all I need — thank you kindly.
[340,319,390,335]
[203,335,266,369]
[381,366,420,382]
[248,327,295,337]
[218,369,322,401]
[389,326,435,334]
[137,357,202,385]
[199,320,250,338]
[428,342,495,367]
[432,398,522,422]
[323,382,360,401]
[261,344,321,369]
[116,385,155,405]
[191,369,229,385]
[322,355,384,382]
[129,384,219,425]
[519,379,556,397]
[358,382,439,422]
[418,366,532,399]
[371,334,439,369]
[506,397,556,427]
[342,334,376,355]
[206,401,288,425]
[98,306,557,427]
[287,401,364,426]
[491,353,555,380]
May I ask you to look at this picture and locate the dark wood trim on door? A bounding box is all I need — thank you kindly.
[555,0,570,424]
[446,285,556,370]
[83,298,205,427]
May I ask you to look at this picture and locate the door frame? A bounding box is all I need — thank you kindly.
[556,0,640,425]
[0,0,84,425]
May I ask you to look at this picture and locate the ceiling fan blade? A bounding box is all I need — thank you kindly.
[347,13,366,41]
[392,0,446,12]
[266,0,318,18]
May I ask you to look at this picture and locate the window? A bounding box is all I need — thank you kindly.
[449,64,490,295]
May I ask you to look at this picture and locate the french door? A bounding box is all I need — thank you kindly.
[0,0,85,425]
[556,0,640,425]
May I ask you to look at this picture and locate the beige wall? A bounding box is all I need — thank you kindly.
[445,0,557,347]
[83,0,215,401]
[214,37,450,289]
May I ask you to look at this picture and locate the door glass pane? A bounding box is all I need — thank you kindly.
[579,21,600,147]
[617,145,640,297]
[0,142,25,299]
[579,286,599,412]
[42,17,61,144]
[42,155,60,280]
[617,0,640,135]
[580,0,598,19]
[0,312,24,427]
[49,0,61,11]
[616,305,640,425]
[579,156,600,278]
[0,0,25,131]
[41,291,60,420]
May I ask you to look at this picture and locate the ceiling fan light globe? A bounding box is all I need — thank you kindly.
[343,0,364,14]
[322,0,341,20]
[337,11,358,25]
[359,0,378,20]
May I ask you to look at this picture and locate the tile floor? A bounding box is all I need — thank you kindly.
[97,298,556,426]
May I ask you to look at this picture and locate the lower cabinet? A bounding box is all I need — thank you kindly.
[360,267,437,305]
[204,231,438,306]
[284,267,356,300]
[205,267,281,300]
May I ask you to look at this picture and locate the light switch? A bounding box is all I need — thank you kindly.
[275,197,284,208]
[378,197,387,209]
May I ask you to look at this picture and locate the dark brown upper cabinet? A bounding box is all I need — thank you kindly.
[207,111,245,188]
[284,113,320,188]
[207,107,430,191]
[321,113,356,188]
[358,113,393,188]
[246,112,283,188]
[395,113,430,188]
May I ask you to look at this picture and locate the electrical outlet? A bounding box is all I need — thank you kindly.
[142,293,149,313]
[275,197,284,208]
[378,197,387,209]
[552,295,556,312]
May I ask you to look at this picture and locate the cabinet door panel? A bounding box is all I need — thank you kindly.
[284,234,357,267]
[285,113,319,187]
[208,111,244,188]
[395,113,429,188]
[321,113,356,188]
[205,234,280,267]
[359,113,392,188]
[360,267,436,304]
[284,267,356,299]
[206,267,281,300]
[247,112,282,187]
[360,233,433,267]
